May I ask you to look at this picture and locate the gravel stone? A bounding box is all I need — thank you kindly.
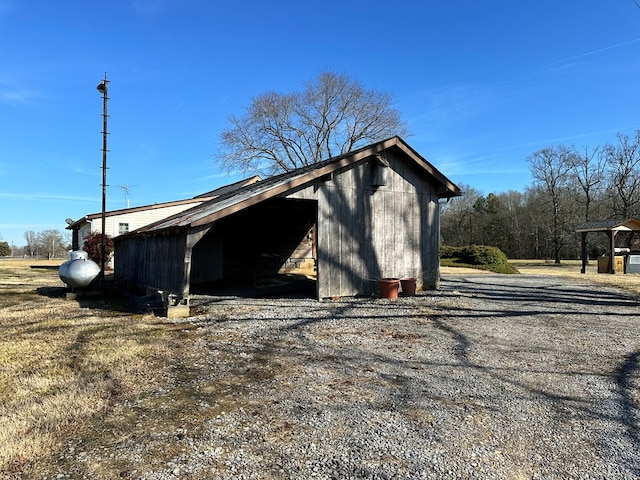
[54,274,640,479]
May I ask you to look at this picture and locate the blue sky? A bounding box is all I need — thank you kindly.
[1,0,639,247]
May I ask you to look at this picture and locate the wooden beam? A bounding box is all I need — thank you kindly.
[181,224,211,298]
[610,231,616,274]
[581,232,587,274]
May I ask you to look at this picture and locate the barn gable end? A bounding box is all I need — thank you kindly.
[284,146,442,297]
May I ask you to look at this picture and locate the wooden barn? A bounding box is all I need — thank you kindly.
[113,136,460,316]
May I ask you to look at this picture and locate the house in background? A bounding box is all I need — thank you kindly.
[113,136,460,316]
[66,176,261,250]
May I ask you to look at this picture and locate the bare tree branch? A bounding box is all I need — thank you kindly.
[217,71,411,175]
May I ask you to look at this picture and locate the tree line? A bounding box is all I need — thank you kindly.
[441,130,640,262]
[6,126,638,263]
[0,230,70,258]
[0,230,113,265]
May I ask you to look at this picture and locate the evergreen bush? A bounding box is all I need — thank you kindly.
[440,245,519,274]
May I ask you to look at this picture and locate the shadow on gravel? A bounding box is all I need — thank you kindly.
[442,275,640,317]
[615,351,640,476]
[186,274,640,477]
[36,276,163,315]
[429,311,640,476]
[437,275,640,475]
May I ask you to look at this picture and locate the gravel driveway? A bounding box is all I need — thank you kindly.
[107,274,640,479]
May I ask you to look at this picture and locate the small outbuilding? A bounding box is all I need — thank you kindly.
[576,218,640,274]
[113,136,460,316]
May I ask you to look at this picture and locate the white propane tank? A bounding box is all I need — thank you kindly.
[58,250,101,289]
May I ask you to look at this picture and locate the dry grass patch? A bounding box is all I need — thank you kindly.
[0,260,172,478]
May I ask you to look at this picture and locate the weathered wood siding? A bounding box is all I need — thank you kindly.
[114,230,187,294]
[190,235,223,284]
[287,152,440,298]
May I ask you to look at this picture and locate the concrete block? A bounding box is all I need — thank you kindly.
[166,304,190,318]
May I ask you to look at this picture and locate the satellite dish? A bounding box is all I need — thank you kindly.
[65,218,74,225]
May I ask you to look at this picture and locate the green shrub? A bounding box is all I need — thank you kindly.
[440,245,519,274]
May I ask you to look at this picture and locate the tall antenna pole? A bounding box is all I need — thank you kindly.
[97,73,109,284]
[118,184,138,209]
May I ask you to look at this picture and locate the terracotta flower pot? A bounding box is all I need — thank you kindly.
[400,277,417,296]
[378,278,400,299]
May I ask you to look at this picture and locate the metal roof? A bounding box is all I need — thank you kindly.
[193,175,261,198]
[120,136,461,237]
[64,196,215,230]
[575,218,640,233]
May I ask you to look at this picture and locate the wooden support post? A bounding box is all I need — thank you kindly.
[166,225,212,319]
[182,225,211,299]
[581,232,587,274]
[610,231,617,274]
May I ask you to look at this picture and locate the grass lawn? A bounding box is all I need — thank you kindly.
[0,259,179,478]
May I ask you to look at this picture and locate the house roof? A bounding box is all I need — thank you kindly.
[65,197,215,230]
[575,218,640,233]
[65,176,261,230]
[121,136,460,237]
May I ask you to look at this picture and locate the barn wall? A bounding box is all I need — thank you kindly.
[279,225,314,273]
[421,191,440,289]
[288,151,440,298]
[114,230,188,294]
[190,235,223,284]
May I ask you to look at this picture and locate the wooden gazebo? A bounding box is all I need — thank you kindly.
[576,218,640,274]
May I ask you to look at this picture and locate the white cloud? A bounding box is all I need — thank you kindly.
[548,38,640,67]
[0,192,96,203]
[0,77,39,107]
[0,89,31,106]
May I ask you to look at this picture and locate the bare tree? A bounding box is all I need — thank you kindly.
[219,71,410,175]
[36,230,67,260]
[604,130,640,218]
[570,145,606,222]
[440,184,484,246]
[24,230,37,257]
[527,145,576,263]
